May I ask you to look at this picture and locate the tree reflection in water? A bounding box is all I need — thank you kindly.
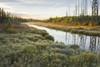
[65,33,100,52]
[90,36,96,51]
[97,37,100,53]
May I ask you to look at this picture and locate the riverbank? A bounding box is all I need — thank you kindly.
[0,23,100,67]
[29,22,100,37]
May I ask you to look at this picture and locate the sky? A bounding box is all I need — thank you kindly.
[0,0,99,19]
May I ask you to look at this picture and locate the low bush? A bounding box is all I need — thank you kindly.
[69,45,80,49]
[44,35,54,41]
[70,52,99,67]
[40,30,48,36]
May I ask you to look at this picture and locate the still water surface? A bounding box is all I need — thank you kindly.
[28,24,100,52]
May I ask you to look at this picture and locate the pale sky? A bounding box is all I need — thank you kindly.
[0,0,99,19]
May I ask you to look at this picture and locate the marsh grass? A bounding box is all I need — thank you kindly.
[31,22,100,37]
[0,23,100,67]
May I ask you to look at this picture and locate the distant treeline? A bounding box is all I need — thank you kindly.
[44,0,100,26]
[0,8,41,23]
[44,16,100,26]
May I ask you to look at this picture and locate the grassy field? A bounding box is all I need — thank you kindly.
[0,23,100,67]
[30,22,100,37]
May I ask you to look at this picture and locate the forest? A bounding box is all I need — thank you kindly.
[45,15,100,26]
[44,0,100,26]
[0,8,41,23]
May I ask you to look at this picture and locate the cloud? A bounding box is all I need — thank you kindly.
[11,12,49,19]
[0,2,13,9]
[17,0,67,5]
[0,0,94,19]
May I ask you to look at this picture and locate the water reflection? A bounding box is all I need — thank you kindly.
[65,34,100,52]
[90,37,96,51]
[28,24,100,52]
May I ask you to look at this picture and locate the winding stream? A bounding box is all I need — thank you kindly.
[28,24,100,52]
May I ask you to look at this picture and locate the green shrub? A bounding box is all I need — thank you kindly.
[44,35,54,41]
[69,45,80,49]
[7,20,12,28]
[70,53,99,67]
[40,30,48,36]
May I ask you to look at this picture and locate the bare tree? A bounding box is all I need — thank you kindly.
[81,0,88,16]
[92,0,99,25]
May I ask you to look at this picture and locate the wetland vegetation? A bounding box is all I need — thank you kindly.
[0,23,100,67]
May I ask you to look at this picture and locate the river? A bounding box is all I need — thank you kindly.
[27,24,100,52]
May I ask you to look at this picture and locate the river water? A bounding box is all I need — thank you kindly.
[28,24,100,52]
